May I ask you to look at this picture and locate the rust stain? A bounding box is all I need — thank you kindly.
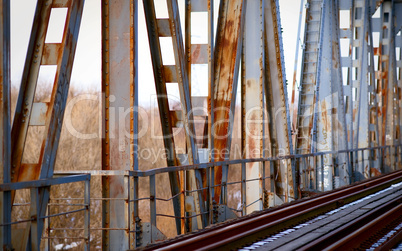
[373,47,379,56]
[353,108,357,122]
[370,167,381,177]
[212,0,244,202]
[332,41,338,68]
[18,164,41,182]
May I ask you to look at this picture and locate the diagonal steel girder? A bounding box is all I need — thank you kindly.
[345,0,381,179]
[9,0,84,249]
[241,0,264,213]
[263,0,295,202]
[143,0,207,232]
[313,0,349,189]
[296,0,349,192]
[212,0,245,204]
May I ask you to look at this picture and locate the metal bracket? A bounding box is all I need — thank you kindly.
[136,222,167,248]
[213,205,237,224]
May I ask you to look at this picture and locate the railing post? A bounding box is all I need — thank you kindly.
[124,175,129,249]
[320,155,324,191]
[361,149,365,179]
[206,165,211,227]
[241,162,246,216]
[262,161,266,205]
[221,164,228,205]
[84,178,91,251]
[149,174,156,242]
[133,174,141,248]
[30,187,40,251]
[270,160,275,195]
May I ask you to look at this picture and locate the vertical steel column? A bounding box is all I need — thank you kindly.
[314,0,348,189]
[102,0,136,249]
[396,9,402,166]
[332,0,350,187]
[184,0,214,214]
[380,1,398,171]
[367,7,382,175]
[241,0,264,213]
[339,0,354,154]
[0,0,11,248]
[264,0,295,201]
[212,0,245,203]
[377,1,394,151]
[342,0,380,180]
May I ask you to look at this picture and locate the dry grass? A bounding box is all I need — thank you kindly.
[10,86,269,250]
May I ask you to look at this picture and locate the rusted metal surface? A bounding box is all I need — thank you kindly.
[10,0,53,202]
[241,0,264,213]
[167,0,206,229]
[185,0,214,223]
[143,0,208,233]
[313,0,349,189]
[264,0,295,201]
[0,0,11,248]
[290,0,305,145]
[338,0,380,181]
[142,0,183,235]
[7,0,84,249]
[378,1,398,171]
[212,0,245,203]
[2,0,402,248]
[101,0,137,249]
[295,0,324,194]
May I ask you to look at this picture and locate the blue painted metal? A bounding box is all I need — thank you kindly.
[0,0,11,249]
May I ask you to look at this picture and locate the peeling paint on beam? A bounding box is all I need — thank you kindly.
[212,0,245,203]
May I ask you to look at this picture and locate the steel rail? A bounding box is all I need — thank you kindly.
[304,196,402,250]
[141,169,402,250]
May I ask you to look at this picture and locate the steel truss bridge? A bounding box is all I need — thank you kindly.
[0,0,402,250]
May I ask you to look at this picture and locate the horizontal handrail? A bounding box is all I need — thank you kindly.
[0,174,90,191]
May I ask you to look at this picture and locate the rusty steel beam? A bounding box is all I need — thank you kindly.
[264,0,295,201]
[351,0,380,180]
[141,0,183,235]
[0,0,11,249]
[312,0,349,189]
[184,0,214,225]
[167,0,207,230]
[143,0,207,232]
[9,0,84,248]
[212,0,245,203]
[241,0,264,213]
[101,0,137,249]
[378,1,399,171]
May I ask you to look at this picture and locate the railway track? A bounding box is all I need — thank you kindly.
[141,170,402,250]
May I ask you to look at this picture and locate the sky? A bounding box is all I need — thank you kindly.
[10,0,301,105]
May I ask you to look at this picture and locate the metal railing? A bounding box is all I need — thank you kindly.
[0,174,91,250]
[126,144,402,246]
[4,145,401,249]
